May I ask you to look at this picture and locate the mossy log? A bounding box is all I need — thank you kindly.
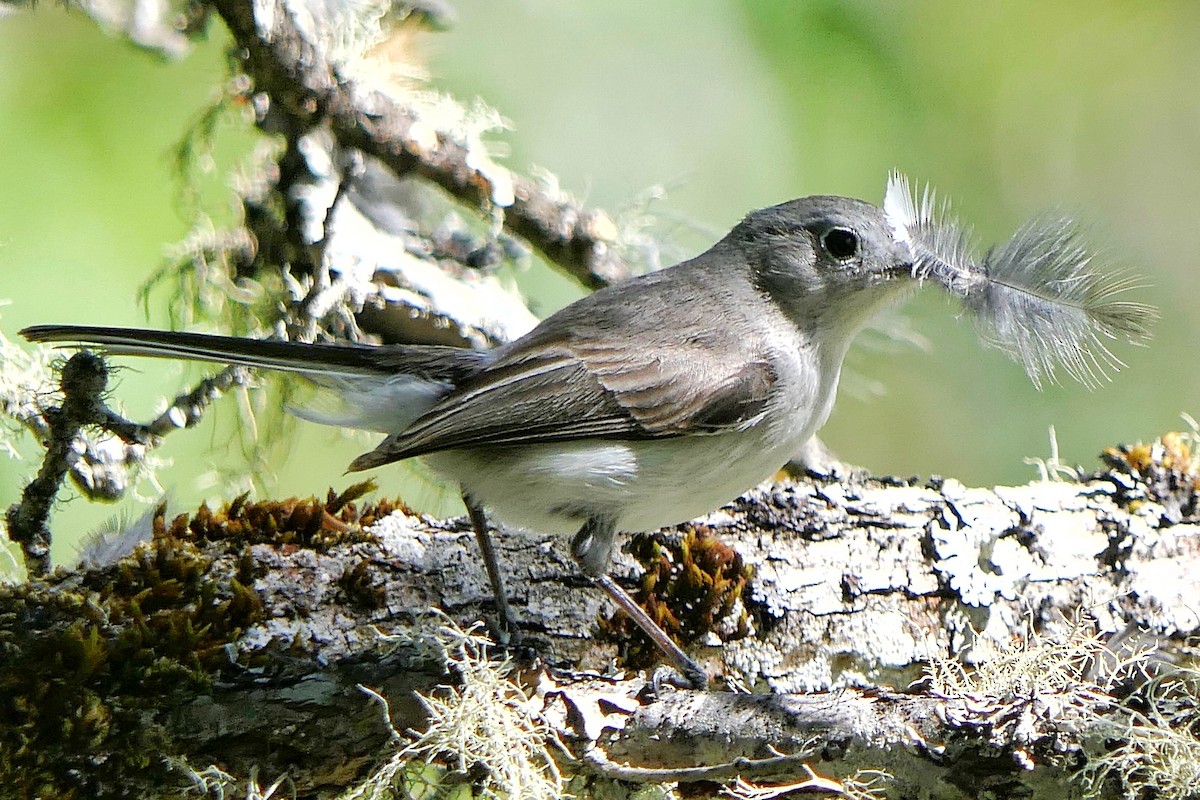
[2,449,1199,799]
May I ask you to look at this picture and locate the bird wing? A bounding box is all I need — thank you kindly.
[348,338,777,470]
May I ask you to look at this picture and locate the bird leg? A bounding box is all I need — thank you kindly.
[572,516,710,689]
[462,492,520,644]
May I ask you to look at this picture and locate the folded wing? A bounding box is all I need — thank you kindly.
[349,339,776,470]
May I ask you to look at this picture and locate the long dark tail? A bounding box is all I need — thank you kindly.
[20,325,492,384]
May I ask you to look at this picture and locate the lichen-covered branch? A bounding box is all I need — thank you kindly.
[4,353,115,575]
[2,356,251,573]
[208,0,629,292]
[2,450,1198,799]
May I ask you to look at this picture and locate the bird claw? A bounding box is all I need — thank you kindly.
[648,662,709,695]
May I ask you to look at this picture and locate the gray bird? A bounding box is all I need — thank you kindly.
[22,177,1153,687]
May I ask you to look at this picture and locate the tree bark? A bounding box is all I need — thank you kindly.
[2,466,1197,799]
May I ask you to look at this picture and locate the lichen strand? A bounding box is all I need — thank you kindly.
[0,482,406,799]
[599,525,753,669]
[1101,430,1200,521]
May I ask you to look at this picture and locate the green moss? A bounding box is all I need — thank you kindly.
[1100,428,1200,517]
[0,483,404,798]
[180,480,404,549]
[598,525,753,670]
[339,557,389,611]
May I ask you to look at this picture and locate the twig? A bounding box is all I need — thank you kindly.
[581,744,817,783]
[145,365,248,436]
[206,0,630,291]
[725,765,893,799]
[6,353,249,557]
[5,352,111,575]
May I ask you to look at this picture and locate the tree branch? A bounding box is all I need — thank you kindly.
[2,459,1197,798]
[208,0,630,291]
[4,353,113,575]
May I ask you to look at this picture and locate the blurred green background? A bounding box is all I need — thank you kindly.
[2,1,1197,569]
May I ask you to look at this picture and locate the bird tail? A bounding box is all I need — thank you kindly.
[20,325,491,380]
[23,325,403,377]
[20,325,492,434]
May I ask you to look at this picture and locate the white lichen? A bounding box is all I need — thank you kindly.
[345,614,569,800]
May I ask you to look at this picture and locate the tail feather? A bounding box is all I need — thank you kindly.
[19,325,492,384]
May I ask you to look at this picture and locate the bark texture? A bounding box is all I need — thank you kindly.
[2,464,1197,799]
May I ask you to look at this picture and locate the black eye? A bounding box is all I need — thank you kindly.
[821,227,860,260]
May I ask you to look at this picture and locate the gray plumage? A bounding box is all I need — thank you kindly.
[20,194,909,605]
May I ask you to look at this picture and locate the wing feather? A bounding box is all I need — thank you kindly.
[348,341,777,471]
[343,246,781,471]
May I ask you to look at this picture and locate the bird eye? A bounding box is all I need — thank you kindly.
[821,227,860,260]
